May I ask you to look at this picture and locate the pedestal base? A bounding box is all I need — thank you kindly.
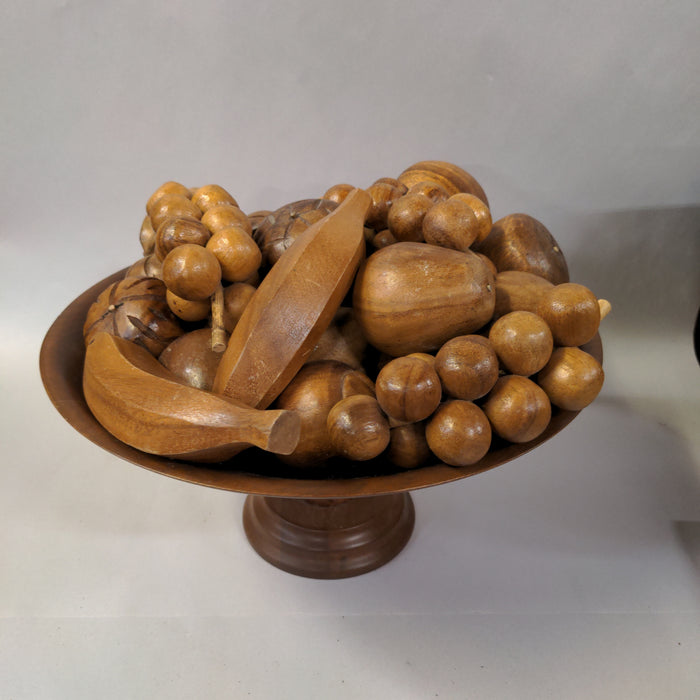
[243,493,415,579]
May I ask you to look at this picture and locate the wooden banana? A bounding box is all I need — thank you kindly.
[83,332,300,462]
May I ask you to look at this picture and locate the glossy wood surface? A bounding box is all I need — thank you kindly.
[40,270,602,500]
[83,332,300,462]
[212,189,370,408]
[243,493,415,578]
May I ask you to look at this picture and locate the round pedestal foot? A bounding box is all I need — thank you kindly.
[243,493,415,579]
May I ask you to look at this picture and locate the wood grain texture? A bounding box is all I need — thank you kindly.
[426,400,492,467]
[375,356,442,423]
[483,375,552,443]
[434,335,499,400]
[537,346,604,410]
[83,277,183,356]
[488,311,554,376]
[327,394,390,461]
[474,213,569,284]
[83,333,299,461]
[243,493,415,578]
[212,188,370,409]
[398,160,489,207]
[353,242,495,356]
[40,269,602,499]
[275,361,374,467]
[493,270,554,319]
[537,283,601,347]
[253,198,338,265]
[83,332,300,461]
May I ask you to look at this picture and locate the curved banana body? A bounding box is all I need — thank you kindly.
[83,332,300,462]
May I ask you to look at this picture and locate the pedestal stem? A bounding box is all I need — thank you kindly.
[242,493,415,579]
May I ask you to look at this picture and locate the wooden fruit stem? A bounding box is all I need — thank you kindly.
[242,493,415,579]
[211,283,226,353]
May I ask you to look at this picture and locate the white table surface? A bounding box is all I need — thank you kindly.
[2,1,699,697]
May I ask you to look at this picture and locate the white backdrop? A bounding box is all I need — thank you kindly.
[2,1,699,698]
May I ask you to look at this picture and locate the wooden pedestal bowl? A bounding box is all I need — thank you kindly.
[40,270,603,579]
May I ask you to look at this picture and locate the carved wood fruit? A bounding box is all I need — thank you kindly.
[327,394,390,461]
[323,183,355,206]
[165,289,211,322]
[387,193,433,242]
[435,335,499,400]
[83,332,300,461]
[375,356,442,423]
[450,193,492,243]
[222,282,256,333]
[422,196,480,251]
[493,270,554,319]
[213,189,371,409]
[253,199,337,266]
[425,400,492,466]
[140,216,156,255]
[162,244,222,301]
[190,184,238,213]
[275,361,375,467]
[353,242,496,356]
[407,180,450,203]
[474,214,569,284]
[488,311,554,376]
[483,375,551,443]
[149,194,202,231]
[365,182,404,230]
[206,226,262,283]
[305,307,366,369]
[155,217,211,260]
[398,160,489,207]
[159,328,226,390]
[537,283,601,347]
[537,346,604,410]
[146,181,191,217]
[388,421,431,470]
[83,277,183,356]
[201,205,253,236]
